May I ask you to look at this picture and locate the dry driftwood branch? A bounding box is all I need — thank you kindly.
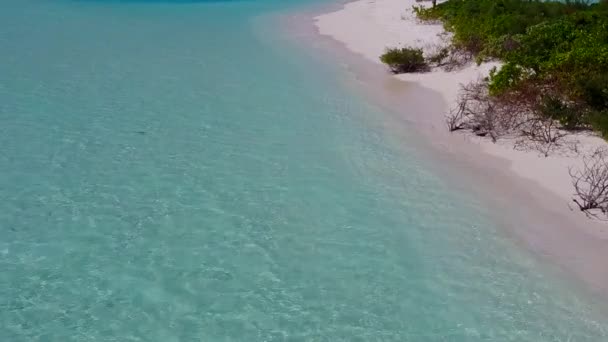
[446,77,575,157]
[569,148,608,218]
[516,117,566,157]
[424,44,473,71]
[445,80,522,142]
[445,100,468,132]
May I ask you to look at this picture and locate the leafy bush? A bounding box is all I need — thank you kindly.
[488,64,524,95]
[416,0,608,134]
[586,110,608,138]
[576,73,608,111]
[380,47,428,73]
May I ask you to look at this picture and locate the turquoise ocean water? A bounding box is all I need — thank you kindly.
[1,0,608,340]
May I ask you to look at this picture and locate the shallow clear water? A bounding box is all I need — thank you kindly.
[1,0,608,340]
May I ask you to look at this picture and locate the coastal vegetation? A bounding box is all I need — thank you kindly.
[570,149,608,216]
[386,0,608,217]
[380,47,429,73]
[412,0,608,135]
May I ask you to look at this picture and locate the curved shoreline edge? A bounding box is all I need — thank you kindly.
[314,0,608,208]
[299,0,608,298]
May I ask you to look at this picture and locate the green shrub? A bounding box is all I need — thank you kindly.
[586,110,608,138]
[576,73,608,111]
[416,0,608,136]
[538,95,581,129]
[488,63,524,95]
[380,47,428,73]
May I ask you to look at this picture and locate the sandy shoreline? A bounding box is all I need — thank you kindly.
[280,0,608,296]
[315,0,608,204]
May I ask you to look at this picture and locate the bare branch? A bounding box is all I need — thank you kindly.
[445,79,522,142]
[515,117,566,157]
[445,100,467,132]
[570,148,608,218]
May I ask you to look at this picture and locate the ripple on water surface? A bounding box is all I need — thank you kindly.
[1,0,608,340]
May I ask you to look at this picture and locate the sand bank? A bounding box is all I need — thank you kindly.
[314,0,608,213]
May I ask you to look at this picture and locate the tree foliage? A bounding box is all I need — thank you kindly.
[417,0,608,135]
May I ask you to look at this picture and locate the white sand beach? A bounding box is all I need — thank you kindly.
[302,0,608,295]
[314,0,608,210]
